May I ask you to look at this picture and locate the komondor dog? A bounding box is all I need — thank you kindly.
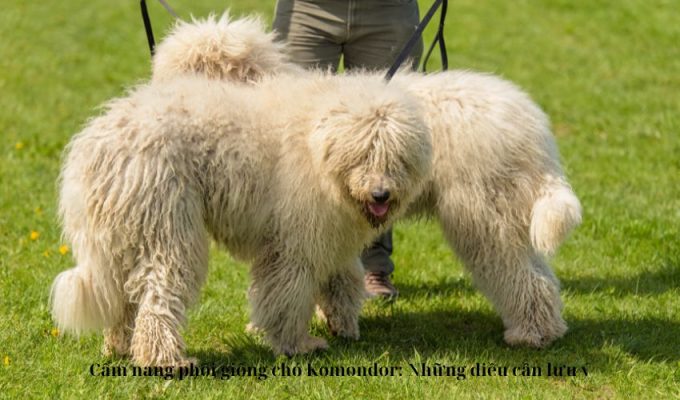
[50,51,433,365]
[153,14,583,348]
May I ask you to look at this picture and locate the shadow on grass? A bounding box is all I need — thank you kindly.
[190,261,680,369]
[561,261,680,297]
[396,277,477,298]
[191,333,277,366]
[358,309,680,361]
[191,308,680,373]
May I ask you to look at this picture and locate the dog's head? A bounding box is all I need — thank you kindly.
[309,82,432,229]
[152,13,301,83]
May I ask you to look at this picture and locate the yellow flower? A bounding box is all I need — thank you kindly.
[30,231,39,241]
[43,250,51,257]
[15,142,24,150]
[51,327,60,337]
[59,245,69,255]
[3,356,9,366]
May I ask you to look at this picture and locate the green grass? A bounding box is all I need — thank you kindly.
[1,0,679,398]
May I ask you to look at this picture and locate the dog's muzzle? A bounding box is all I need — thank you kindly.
[363,188,392,227]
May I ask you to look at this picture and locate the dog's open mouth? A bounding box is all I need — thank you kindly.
[364,202,390,227]
[367,202,389,218]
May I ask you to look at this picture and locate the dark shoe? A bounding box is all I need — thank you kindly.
[365,272,399,300]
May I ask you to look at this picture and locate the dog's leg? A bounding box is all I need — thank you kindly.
[315,258,365,340]
[103,302,137,357]
[130,290,193,367]
[249,252,328,356]
[438,202,566,348]
[128,235,208,367]
[462,252,566,348]
[127,190,209,367]
[497,256,567,347]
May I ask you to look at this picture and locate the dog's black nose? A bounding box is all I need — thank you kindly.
[371,190,390,204]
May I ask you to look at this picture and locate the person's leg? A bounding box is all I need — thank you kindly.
[361,230,398,298]
[344,0,423,298]
[273,0,346,71]
[343,0,423,71]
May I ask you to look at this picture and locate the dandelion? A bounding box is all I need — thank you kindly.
[15,142,24,150]
[3,356,9,366]
[59,245,69,255]
[51,327,60,337]
[43,250,51,257]
[30,231,40,241]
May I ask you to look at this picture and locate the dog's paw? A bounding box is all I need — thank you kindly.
[504,328,548,348]
[503,321,567,348]
[316,306,360,340]
[328,318,360,340]
[276,335,329,357]
[132,356,199,369]
[103,327,132,357]
[102,340,129,358]
[173,357,199,369]
[245,322,264,335]
[296,335,329,354]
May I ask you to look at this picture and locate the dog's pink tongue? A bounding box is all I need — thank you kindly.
[368,203,389,217]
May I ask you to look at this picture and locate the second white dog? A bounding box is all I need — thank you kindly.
[153,14,582,348]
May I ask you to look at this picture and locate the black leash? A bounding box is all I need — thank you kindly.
[422,0,448,73]
[140,0,156,56]
[140,0,180,57]
[384,0,449,81]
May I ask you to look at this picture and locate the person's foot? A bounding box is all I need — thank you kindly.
[364,272,399,300]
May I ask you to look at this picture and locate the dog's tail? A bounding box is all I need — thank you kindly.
[50,264,122,334]
[152,12,302,83]
[530,178,582,257]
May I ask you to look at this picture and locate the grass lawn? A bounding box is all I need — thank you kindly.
[1,0,678,398]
